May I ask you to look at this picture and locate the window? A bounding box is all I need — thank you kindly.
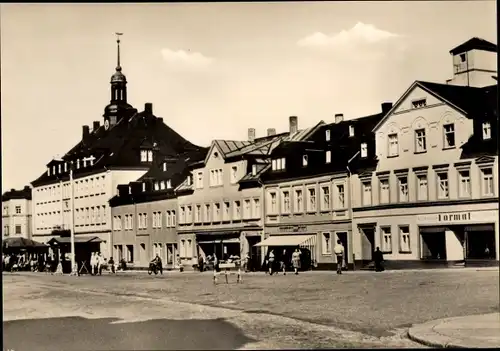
[459,170,471,197]
[163,162,167,172]
[58,164,61,173]
[415,129,426,153]
[233,201,241,220]
[171,210,176,226]
[325,129,331,141]
[252,164,257,176]
[272,158,286,171]
[459,53,466,62]
[321,186,330,210]
[64,163,68,172]
[4,225,9,237]
[154,182,159,191]
[481,168,494,196]
[180,240,186,258]
[186,206,192,223]
[147,150,153,162]
[302,155,308,167]
[360,143,368,158]
[399,226,411,253]
[482,121,491,140]
[322,232,331,255]
[381,227,392,253]
[213,203,221,221]
[252,199,260,218]
[204,204,211,222]
[115,215,122,230]
[388,134,399,157]
[140,150,148,162]
[3,206,8,216]
[166,211,172,227]
[325,151,331,164]
[417,174,428,201]
[335,184,345,208]
[379,178,390,204]
[196,171,204,189]
[412,98,427,109]
[195,205,202,223]
[15,206,21,214]
[243,199,251,219]
[166,180,172,189]
[307,188,316,212]
[160,181,165,190]
[76,159,80,169]
[294,189,303,213]
[142,183,146,192]
[268,191,277,214]
[179,207,185,224]
[231,166,238,184]
[210,169,223,186]
[362,181,372,206]
[223,202,230,221]
[15,225,21,235]
[126,245,134,263]
[437,172,449,199]
[349,125,355,137]
[398,176,408,202]
[186,240,192,258]
[282,190,290,213]
[443,124,455,148]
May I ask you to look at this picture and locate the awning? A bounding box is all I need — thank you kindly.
[48,236,102,245]
[254,234,316,247]
[465,224,495,232]
[419,226,448,233]
[198,238,240,244]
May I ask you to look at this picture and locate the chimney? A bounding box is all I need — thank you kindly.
[117,184,128,197]
[248,128,256,142]
[145,103,153,114]
[289,116,298,134]
[157,117,163,124]
[82,125,90,139]
[381,102,393,114]
[267,128,276,136]
[335,114,344,124]
[93,121,100,132]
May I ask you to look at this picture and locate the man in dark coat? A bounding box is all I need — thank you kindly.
[373,247,384,272]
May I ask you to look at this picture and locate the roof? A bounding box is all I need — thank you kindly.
[47,236,103,245]
[449,37,497,55]
[2,186,32,201]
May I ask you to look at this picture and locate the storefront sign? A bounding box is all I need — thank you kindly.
[417,210,498,225]
[279,225,307,233]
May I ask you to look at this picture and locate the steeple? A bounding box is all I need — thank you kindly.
[110,32,127,102]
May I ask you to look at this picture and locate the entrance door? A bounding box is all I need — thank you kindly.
[247,236,262,272]
[420,232,447,260]
[336,232,349,265]
[360,226,375,263]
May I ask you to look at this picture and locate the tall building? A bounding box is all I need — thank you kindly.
[350,37,498,268]
[30,35,205,259]
[2,186,33,239]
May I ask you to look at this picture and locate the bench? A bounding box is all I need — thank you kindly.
[213,261,242,285]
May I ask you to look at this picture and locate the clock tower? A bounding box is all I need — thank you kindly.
[103,33,135,129]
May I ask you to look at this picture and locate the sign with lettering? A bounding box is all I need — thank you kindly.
[417,210,498,225]
[279,225,307,233]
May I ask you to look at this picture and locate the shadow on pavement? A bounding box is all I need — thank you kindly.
[3,316,255,350]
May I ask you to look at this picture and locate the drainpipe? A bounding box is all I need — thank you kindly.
[346,151,360,271]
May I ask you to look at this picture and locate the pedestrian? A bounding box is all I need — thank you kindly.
[90,253,97,275]
[97,253,104,275]
[292,248,301,275]
[280,249,287,275]
[484,246,490,259]
[333,240,345,275]
[268,250,275,275]
[109,256,115,274]
[243,252,250,273]
[373,247,384,272]
[212,254,218,273]
[154,253,163,274]
[198,254,204,272]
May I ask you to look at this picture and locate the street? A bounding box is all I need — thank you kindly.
[3,268,499,350]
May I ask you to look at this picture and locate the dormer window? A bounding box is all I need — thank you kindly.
[252,164,257,176]
[163,162,167,172]
[47,168,51,176]
[325,129,331,141]
[160,181,166,190]
[412,99,427,109]
[302,155,308,167]
[52,166,56,174]
[128,186,132,195]
[154,182,159,191]
[326,151,331,164]
[460,53,466,62]
[140,150,148,162]
[167,180,172,189]
[64,163,68,172]
[349,125,355,137]
[361,143,368,158]
[272,158,286,171]
[76,159,80,169]
[83,158,87,167]
[147,150,153,162]
[58,164,61,173]
[482,121,491,140]
[90,155,95,166]
[187,175,192,186]
[142,183,146,192]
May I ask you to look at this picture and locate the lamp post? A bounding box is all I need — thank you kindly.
[69,161,77,275]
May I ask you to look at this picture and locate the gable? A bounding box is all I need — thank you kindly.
[475,155,496,165]
[203,142,225,166]
[392,86,443,114]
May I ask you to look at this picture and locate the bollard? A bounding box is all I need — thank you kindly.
[225,269,229,284]
[237,266,242,283]
[213,268,217,285]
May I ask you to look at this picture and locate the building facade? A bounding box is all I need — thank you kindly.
[2,186,32,240]
[31,36,205,261]
[350,38,499,268]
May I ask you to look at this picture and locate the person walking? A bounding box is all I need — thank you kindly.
[198,254,204,272]
[373,247,384,272]
[333,240,345,274]
[90,253,97,276]
[268,250,275,275]
[243,252,250,273]
[97,253,104,275]
[291,248,301,275]
[108,257,115,274]
[280,249,287,275]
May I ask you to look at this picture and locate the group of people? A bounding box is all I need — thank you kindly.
[89,252,114,275]
[3,253,47,272]
[267,248,302,275]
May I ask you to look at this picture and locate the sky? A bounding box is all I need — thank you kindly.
[1,2,497,191]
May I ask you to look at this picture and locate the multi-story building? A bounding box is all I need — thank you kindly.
[30,36,205,260]
[350,37,498,268]
[175,117,323,269]
[259,105,390,269]
[109,149,206,269]
[2,186,32,239]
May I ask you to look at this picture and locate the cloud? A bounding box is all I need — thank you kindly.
[160,48,214,68]
[297,22,405,59]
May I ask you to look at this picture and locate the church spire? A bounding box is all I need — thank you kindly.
[110,32,127,102]
[116,32,122,72]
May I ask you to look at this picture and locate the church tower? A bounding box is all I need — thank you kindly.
[103,33,135,130]
[446,37,497,88]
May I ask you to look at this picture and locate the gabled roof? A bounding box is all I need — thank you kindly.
[372,80,497,132]
[449,37,497,55]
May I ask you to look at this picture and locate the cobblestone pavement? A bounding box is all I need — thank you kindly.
[3,269,498,349]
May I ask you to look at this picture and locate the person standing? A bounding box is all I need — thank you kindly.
[90,253,97,275]
[280,249,287,275]
[268,250,275,275]
[291,249,301,275]
[198,254,204,272]
[108,257,115,274]
[97,253,104,275]
[333,240,345,275]
[373,247,384,272]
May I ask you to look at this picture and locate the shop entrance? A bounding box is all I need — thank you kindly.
[246,236,262,272]
[420,230,447,260]
[465,225,496,259]
[359,226,375,263]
